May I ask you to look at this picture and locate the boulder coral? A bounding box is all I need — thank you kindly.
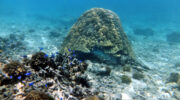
[60,8,135,64]
[24,90,54,100]
[30,52,49,71]
[2,61,26,77]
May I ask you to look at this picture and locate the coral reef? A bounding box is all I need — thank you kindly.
[2,61,26,77]
[30,52,50,71]
[0,50,96,99]
[166,32,180,43]
[121,75,131,84]
[60,8,136,65]
[25,90,54,100]
[133,28,154,36]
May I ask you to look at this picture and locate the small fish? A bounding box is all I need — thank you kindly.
[73,50,75,53]
[72,54,76,57]
[25,72,31,76]
[18,76,22,80]
[69,56,72,60]
[51,54,55,58]
[64,53,67,56]
[44,54,48,58]
[29,82,34,86]
[22,81,26,84]
[39,47,44,51]
[9,76,13,79]
[68,49,71,52]
[22,55,27,58]
[56,52,59,54]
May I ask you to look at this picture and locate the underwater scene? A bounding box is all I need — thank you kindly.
[0,0,180,100]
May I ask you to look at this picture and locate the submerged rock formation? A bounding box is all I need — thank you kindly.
[133,28,154,36]
[167,32,180,43]
[60,8,136,64]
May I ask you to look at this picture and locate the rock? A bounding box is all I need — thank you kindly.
[167,72,180,83]
[166,32,180,43]
[48,31,61,38]
[96,66,111,76]
[133,28,154,36]
[121,93,131,100]
[60,8,135,64]
[28,29,35,33]
[111,94,122,100]
[175,62,180,67]
[88,64,111,76]
[173,90,180,100]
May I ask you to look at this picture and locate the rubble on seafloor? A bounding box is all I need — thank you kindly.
[0,50,99,100]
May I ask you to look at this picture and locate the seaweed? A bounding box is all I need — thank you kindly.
[121,75,131,84]
[132,72,144,80]
[123,64,131,72]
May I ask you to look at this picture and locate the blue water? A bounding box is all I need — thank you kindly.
[1,0,180,23]
[0,0,180,37]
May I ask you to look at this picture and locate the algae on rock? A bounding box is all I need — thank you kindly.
[60,8,136,64]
